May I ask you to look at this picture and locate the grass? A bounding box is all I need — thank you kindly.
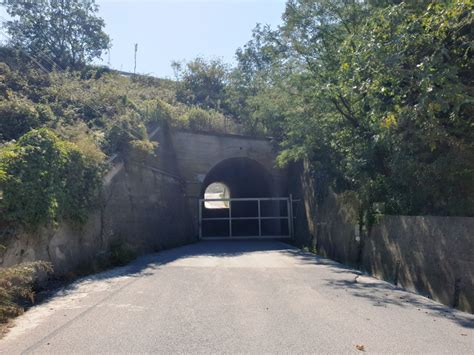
[0,261,53,332]
[0,241,137,338]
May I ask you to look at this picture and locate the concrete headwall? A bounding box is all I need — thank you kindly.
[167,129,287,232]
[169,129,284,199]
[0,128,194,274]
[291,162,474,313]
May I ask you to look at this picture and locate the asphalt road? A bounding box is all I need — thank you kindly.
[1,240,473,354]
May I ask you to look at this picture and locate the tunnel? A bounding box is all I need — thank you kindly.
[201,157,273,199]
[200,157,289,238]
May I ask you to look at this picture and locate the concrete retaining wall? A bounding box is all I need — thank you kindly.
[0,128,284,274]
[364,216,474,313]
[291,162,474,313]
[0,128,195,274]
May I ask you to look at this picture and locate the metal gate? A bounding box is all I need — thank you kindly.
[198,197,294,240]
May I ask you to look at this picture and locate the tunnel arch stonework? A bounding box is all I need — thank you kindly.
[165,129,288,235]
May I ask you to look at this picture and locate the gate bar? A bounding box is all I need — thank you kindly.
[203,197,290,202]
[199,197,294,239]
[199,216,289,221]
[289,194,294,238]
[229,199,232,237]
[198,199,202,239]
[258,199,261,237]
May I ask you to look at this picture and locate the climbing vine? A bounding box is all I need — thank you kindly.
[0,128,104,229]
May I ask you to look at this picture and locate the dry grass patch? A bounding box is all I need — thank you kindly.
[0,261,53,325]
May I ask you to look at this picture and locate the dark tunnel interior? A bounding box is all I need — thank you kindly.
[201,157,272,199]
[200,158,288,238]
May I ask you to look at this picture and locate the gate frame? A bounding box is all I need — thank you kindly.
[198,196,294,240]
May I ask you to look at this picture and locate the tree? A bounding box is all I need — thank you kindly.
[231,0,474,216]
[338,1,474,215]
[226,24,290,134]
[172,57,229,111]
[3,0,110,69]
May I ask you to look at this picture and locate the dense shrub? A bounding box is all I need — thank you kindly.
[1,50,240,148]
[181,107,233,133]
[127,139,157,165]
[147,98,176,124]
[173,57,228,111]
[0,261,53,323]
[0,98,41,141]
[104,112,148,154]
[109,242,137,267]
[0,128,104,228]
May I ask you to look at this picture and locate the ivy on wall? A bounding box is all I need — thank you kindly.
[0,128,104,229]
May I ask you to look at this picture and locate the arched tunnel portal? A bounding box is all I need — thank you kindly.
[164,129,290,240]
[200,157,289,238]
[201,157,273,199]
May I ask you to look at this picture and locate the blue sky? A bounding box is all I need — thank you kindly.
[0,0,287,78]
[96,0,287,78]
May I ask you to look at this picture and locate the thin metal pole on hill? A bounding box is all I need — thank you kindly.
[134,43,138,74]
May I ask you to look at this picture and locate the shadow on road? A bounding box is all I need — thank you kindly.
[324,276,474,329]
[279,247,474,329]
[40,240,295,301]
[42,240,474,329]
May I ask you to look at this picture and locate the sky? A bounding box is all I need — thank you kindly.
[95,0,287,78]
[0,0,287,78]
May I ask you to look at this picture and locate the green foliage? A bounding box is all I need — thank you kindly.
[173,57,229,111]
[0,128,104,228]
[109,242,137,267]
[35,70,178,153]
[0,54,52,102]
[103,112,148,154]
[0,0,256,234]
[231,0,474,217]
[0,47,237,147]
[342,1,473,216]
[0,97,41,141]
[184,107,215,131]
[180,107,233,133]
[147,98,176,125]
[127,139,158,165]
[0,45,239,230]
[56,122,106,163]
[3,0,110,69]
[225,24,288,134]
[0,261,53,323]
